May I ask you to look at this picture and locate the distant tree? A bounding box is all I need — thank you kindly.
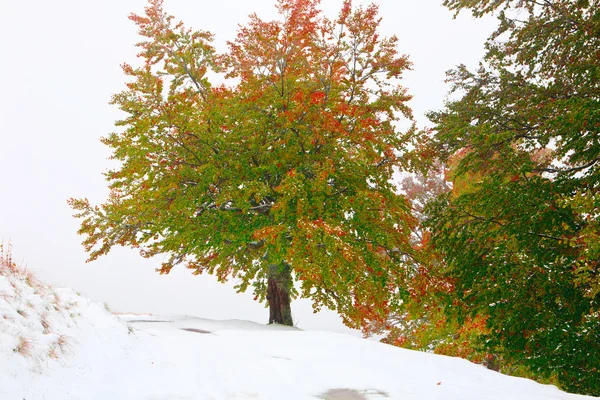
[426,0,600,394]
[69,0,416,328]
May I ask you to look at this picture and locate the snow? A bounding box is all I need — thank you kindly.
[1,265,597,400]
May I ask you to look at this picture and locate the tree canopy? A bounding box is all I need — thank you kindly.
[69,0,416,328]
[424,0,600,394]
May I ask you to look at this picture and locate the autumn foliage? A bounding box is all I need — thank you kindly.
[69,0,415,328]
[422,0,600,395]
[67,0,600,394]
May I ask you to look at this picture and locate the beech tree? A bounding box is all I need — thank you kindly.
[426,0,600,394]
[69,0,416,328]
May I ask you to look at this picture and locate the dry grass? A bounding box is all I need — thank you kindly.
[0,244,34,284]
[48,346,59,360]
[50,292,63,314]
[0,243,18,274]
[1,244,78,364]
[0,291,13,302]
[40,314,52,334]
[2,245,38,299]
[14,336,33,357]
[24,270,38,287]
[56,334,73,355]
[9,279,19,293]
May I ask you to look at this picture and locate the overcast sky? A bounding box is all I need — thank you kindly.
[0,0,495,334]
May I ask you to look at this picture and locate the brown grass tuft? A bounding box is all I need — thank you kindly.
[40,314,52,334]
[0,243,17,273]
[48,346,59,360]
[0,291,13,302]
[24,270,38,287]
[56,334,73,354]
[14,336,33,357]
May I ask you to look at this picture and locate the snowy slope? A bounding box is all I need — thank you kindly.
[1,264,597,400]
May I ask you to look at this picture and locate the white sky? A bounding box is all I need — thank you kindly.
[0,0,495,334]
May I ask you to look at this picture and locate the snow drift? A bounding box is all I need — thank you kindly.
[0,255,596,400]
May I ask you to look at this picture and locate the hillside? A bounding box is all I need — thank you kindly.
[0,255,597,400]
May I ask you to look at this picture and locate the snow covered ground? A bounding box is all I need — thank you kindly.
[1,262,597,400]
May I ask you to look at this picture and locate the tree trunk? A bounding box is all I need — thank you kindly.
[266,263,293,326]
[485,354,500,371]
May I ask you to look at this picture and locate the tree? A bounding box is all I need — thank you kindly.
[69,0,416,328]
[370,163,558,382]
[366,165,502,371]
[426,0,600,394]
